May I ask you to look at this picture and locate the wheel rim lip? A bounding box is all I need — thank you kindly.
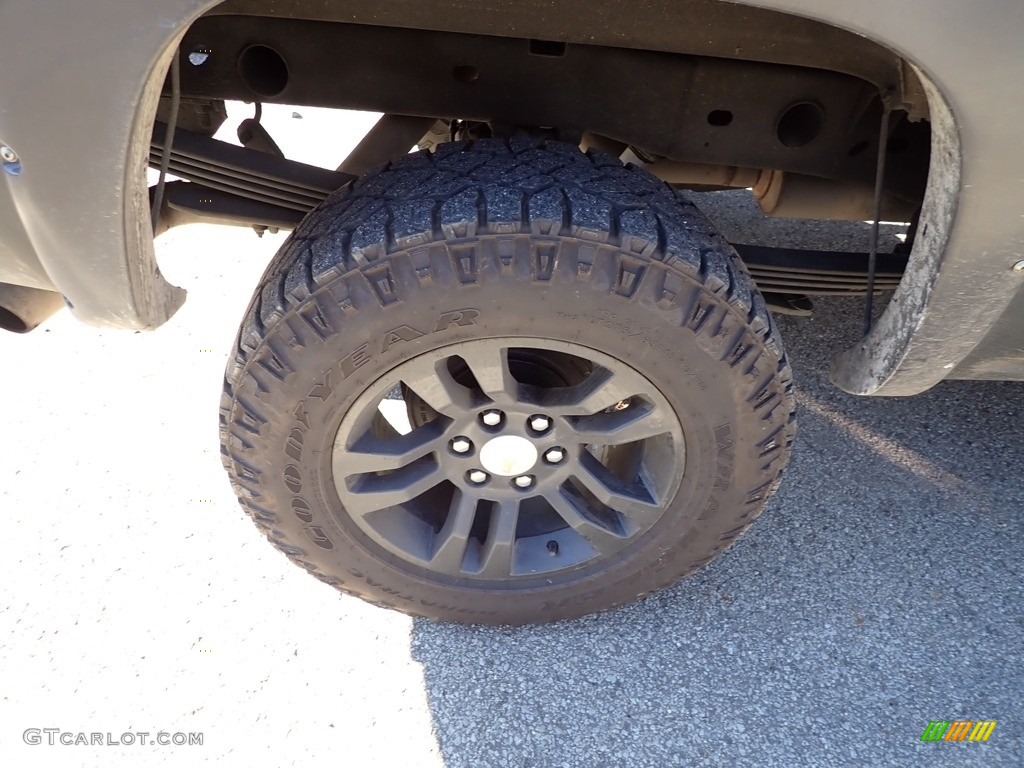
[329,336,686,584]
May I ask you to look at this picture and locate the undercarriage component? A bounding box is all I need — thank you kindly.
[624,149,915,222]
[148,122,353,231]
[151,181,306,234]
[155,96,228,136]
[588,143,915,222]
[207,0,919,109]
[236,116,285,159]
[147,120,909,294]
[153,182,906,298]
[0,282,65,333]
[176,16,930,204]
[646,159,764,190]
[736,245,905,295]
[752,170,916,223]
[336,114,438,176]
[762,294,814,317]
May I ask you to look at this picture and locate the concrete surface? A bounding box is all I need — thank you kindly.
[1,108,1021,767]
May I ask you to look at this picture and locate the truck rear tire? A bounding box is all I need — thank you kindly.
[220,138,795,624]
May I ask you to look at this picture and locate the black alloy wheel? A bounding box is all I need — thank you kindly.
[332,338,685,580]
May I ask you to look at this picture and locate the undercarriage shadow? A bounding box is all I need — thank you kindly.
[410,293,1023,767]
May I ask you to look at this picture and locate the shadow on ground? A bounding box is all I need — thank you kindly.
[410,296,1023,767]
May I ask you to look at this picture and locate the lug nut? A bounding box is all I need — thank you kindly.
[529,415,551,433]
[468,469,489,485]
[514,475,533,489]
[544,447,565,464]
[481,409,503,427]
[451,437,472,454]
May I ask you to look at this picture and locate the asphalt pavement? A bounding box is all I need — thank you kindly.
[0,110,1020,767]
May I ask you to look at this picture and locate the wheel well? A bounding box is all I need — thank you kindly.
[142,0,964,395]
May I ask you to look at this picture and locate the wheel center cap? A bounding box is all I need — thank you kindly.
[479,435,538,477]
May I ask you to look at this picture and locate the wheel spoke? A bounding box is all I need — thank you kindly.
[339,421,449,476]
[566,401,672,446]
[547,368,651,417]
[429,489,479,574]
[459,344,518,405]
[476,500,519,578]
[343,457,446,514]
[400,357,476,417]
[547,489,627,555]
[572,453,663,528]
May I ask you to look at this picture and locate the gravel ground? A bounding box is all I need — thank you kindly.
[0,112,1020,767]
